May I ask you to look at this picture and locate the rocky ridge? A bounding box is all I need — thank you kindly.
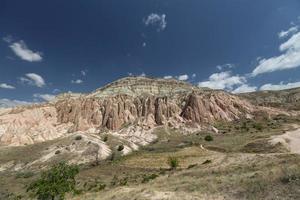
[240,87,300,111]
[0,77,286,147]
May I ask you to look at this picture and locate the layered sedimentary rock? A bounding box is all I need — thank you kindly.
[0,77,283,146]
[55,90,256,133]
[0,105,72,146]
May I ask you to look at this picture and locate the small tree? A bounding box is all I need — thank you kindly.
[117,145,124,151]
[204,135,213,142]
[27,162,79,200]
[168,156,179,170]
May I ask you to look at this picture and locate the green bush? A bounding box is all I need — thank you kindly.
[75,135,82,140]
[110,176,128,186]
[168,156,179,170]
[117,145,124,151]
[102,135,108,142]
[27,162,79,200]
[253,123,263,131]
[202,159,212,165]
[187,164,198,169]
[55,150,61,155]
[142,174,159,183]
[204,135,213,142]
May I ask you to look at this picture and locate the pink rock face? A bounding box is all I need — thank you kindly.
[55,95,182,131]
[0,77,288,146]
[0,105,72,146]
[54,90,257,132]
[180,92,255,123]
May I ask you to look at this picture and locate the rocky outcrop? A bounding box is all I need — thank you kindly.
[0,105,72,146]
[55,89,256,133]
[55,95,182,131]
[0,77,286,146]
[181,92,254,123]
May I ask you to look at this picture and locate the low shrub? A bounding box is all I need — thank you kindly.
[202,159,212,165]
[55,150,61,155]
[117,145,124,151]
[253,123,263,131]
[204,135,213,142]
[168,156,179,170]
[75,135,82,140]
[142,174,159,183]
[187,164,198,169]
[102,135,108,142]
[27,162,79,200]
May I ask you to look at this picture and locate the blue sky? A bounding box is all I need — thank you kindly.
[1,0,300,106]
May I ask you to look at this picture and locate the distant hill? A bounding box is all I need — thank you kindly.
[239,87,300,111]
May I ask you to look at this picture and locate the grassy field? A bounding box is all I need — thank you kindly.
[1,116,300,199]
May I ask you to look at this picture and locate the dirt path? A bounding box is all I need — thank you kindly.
[271,125,300,154]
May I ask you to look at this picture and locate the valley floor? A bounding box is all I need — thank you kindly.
[1,116,300,200]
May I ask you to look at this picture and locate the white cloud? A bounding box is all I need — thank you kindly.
[278,26,298,38]
[216,63,235,71]
[144,13,167,31]
[52,89,61,93]
[9,40,43,62]
[192,73,196,78]
[127,72,146,77]
[260,81,300,91]
[33,94,56,102]
[139,73,146,77]
[198,71,245,90]
[0,83,15,89]
[252,31,300,76]
[163,75,173,79]
[2,35,13,43]
[20,73,46,87]
[81,70,87,76]
[178,74,189,81]
[0,99,31,108]
[232,84,257,94]
[142,42,147,47]
[71,79,83,84]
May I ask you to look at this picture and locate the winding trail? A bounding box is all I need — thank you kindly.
[271,125,300,154]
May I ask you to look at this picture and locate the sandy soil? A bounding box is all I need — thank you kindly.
[271,125,300,154]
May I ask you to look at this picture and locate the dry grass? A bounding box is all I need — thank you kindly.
[1,117,300,199]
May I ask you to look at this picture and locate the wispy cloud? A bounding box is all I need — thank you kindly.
[260,81,300,91]
[52,89,61,93]
[216,63,235,71]
[144,13,167,31]
[163,75,173,79]
[0,83,15,89]
[163,74,195,81]
[2,35,13,43]
[232,84,257,94]
[178,74,189,81]
[139,72,146,77]
[20,73,46,87]
[71,79,83,84]
[252,31,300,76]
[198,71,245,90]
[0,99,31,108]
[278,26,298,39]
[81,70,87,76]
[8,40,43,62]
[33,93,55,102]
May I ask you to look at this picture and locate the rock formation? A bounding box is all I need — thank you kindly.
[0,77,287,146]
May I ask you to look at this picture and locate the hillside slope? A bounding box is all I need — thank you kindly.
[239,87,300,110]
